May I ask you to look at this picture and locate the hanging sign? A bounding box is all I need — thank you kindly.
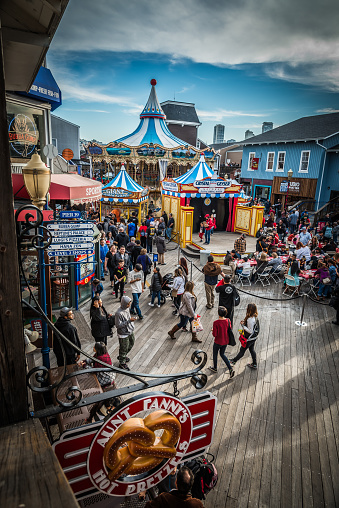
[59,210,82,219]
[251,158,259,170]
[193,179,232,194]
[8,114,38,157]
[53,391,217,500]
[47,222,94,231]
[48,249,94,257]
[103,188,134,198]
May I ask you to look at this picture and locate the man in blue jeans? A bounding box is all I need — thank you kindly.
[166,213,175,240]
[99,238,109,280]
[129,264,144,319]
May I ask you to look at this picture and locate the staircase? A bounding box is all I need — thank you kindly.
[313,195,339,224]
[181,244,201,259]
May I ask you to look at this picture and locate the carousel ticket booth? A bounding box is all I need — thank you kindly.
[100,164,149,224]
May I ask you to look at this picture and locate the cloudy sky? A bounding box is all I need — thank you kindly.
[48,0,339,144]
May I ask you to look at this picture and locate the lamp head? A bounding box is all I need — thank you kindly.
[22,153,51,209]
[287,168,293,180]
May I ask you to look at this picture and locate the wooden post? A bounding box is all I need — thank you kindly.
[0,33,28,425]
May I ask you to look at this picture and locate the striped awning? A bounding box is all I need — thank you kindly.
[102,164,144,193]
[174,154,214,184]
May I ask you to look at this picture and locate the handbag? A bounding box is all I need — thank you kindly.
[227,319,236,346]
[192,316,203,332]
[107,314,115,328]
[171,288,178,298]
[322,277,331,285]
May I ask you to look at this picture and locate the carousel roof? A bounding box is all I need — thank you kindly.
[102,164,144,193]
[174,154,214,184]
[115,79,189,149]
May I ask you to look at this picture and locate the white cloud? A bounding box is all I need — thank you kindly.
[197,109,264,122]
[316,108,339,113]
[60,82,143,109]
[63,108,110,113]
[51,0,339,90]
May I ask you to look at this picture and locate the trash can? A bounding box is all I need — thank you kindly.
[200,249,211,267]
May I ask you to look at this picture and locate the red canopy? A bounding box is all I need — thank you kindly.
[12,173,102,204]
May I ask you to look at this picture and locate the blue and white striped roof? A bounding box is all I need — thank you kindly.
[115,80,188,149]
[175,154,214,184]
[102,164,144,193]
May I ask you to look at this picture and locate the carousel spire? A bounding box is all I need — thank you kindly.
[140,79,166,119]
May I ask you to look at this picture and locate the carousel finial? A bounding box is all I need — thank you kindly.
[150,78,157,86]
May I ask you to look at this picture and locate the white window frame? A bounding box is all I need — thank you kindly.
[248,152,255,171]
[299,150,310,173]
[276,151,286,172]
[266,152,275,171]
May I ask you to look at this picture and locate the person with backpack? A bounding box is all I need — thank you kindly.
[105,244,117,288]
[155,231,167,265]
[209,306,235,376]
[136,248,153,285]
[202,255,224,309]
[147,222,156,254]
[322,221,333,241]
[90,297,112,346]
[230,303,259,369]
[149,266,163,308]
[215,275,239,326]
[112,260,128,300]
[115,296,136,371]
[144,466,204,508]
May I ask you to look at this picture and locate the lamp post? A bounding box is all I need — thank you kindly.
[22,153,51,368]
[285,168,293,213]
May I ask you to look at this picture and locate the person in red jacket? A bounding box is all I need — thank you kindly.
[204,214,213,245]
[139,221,148,249]
[208,306,235,376]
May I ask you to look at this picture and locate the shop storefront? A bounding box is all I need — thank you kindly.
[271,176,318,208]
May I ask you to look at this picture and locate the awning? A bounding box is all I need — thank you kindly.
[12,173,102,204]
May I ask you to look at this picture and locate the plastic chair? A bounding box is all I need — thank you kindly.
[238,268,252,286]
[256,267,272,287]
[283,275,299,296]
[270,264,285,283]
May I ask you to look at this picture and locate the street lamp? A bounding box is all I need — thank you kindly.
[285,168,293,213]
[22,153,51,210]
[22,153,51,367]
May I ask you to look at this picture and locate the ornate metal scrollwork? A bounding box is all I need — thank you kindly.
[15,204,53,250]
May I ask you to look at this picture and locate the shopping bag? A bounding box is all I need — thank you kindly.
[192,315,203,332]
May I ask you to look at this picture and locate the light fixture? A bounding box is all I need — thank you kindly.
[287,168,293,181]
[22,153,51,210]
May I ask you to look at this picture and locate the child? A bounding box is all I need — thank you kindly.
[199,222,204,242]
[91,278,103,298]
[113,260,127,300]
[208,306,235,377]
[231,303,259,369]
[148,266,163,307]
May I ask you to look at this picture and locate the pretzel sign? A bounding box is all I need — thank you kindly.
[104,410,181,481]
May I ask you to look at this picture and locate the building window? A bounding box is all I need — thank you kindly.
[52,138,58,150]
[248,152,255,171]
[299,150,310,172]
[276,151,286,172]
[266,152,274,171]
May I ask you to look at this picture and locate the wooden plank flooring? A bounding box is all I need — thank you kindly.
[49,246,339,507]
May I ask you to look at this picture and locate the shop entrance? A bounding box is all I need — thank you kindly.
[190,197,229,232]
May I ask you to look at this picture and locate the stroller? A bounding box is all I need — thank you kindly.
[148,272,174,305]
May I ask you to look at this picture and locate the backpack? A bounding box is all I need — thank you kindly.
[128,222,136,237]
[324,227,332,239]
[149,226,155,237]
[184,454,218,500]
[233,287,240,306]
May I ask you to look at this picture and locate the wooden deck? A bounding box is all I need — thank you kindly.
[51,245,339,507]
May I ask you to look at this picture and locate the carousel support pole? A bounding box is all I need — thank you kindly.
[99,200,102,221]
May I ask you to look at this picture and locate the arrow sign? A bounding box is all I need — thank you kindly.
[48,249,94,257]
[51,237,93,244]
[48,243,93,251]
[47,223,94,230]
[51,230,94,238]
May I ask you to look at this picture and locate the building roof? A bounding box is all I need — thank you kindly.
[115,81,189,148]
[174,154,214,184]
[241,112,339,145]
[161,101,201,125]
[210,142,238,150]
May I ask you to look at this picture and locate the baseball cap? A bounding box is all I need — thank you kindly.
[60,307,73,317]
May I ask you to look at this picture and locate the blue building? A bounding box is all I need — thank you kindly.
[240,112,339,210]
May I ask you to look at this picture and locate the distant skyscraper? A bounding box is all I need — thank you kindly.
[262,122,273,133]
[227,138,236,144]
[213,124,225,144]
[245,129,255,139]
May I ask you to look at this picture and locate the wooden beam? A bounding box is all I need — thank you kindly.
[0,32,28,425]
[0,419,79,507]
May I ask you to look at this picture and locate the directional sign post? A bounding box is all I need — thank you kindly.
[47,220,94,257]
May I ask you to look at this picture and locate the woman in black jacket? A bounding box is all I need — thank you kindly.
[90,297,112,345]
[148,266,163,307]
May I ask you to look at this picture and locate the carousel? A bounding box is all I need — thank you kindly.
[86,79,216,210]
[100,164,149,223]
[161,154,245,234]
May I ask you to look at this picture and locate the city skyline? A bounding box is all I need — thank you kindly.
[47,0,339,145]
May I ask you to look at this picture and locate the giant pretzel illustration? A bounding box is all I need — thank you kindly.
[103,410,181,481]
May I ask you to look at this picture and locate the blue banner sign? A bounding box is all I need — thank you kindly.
[59,210,82,219]
[153,253,158,262]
